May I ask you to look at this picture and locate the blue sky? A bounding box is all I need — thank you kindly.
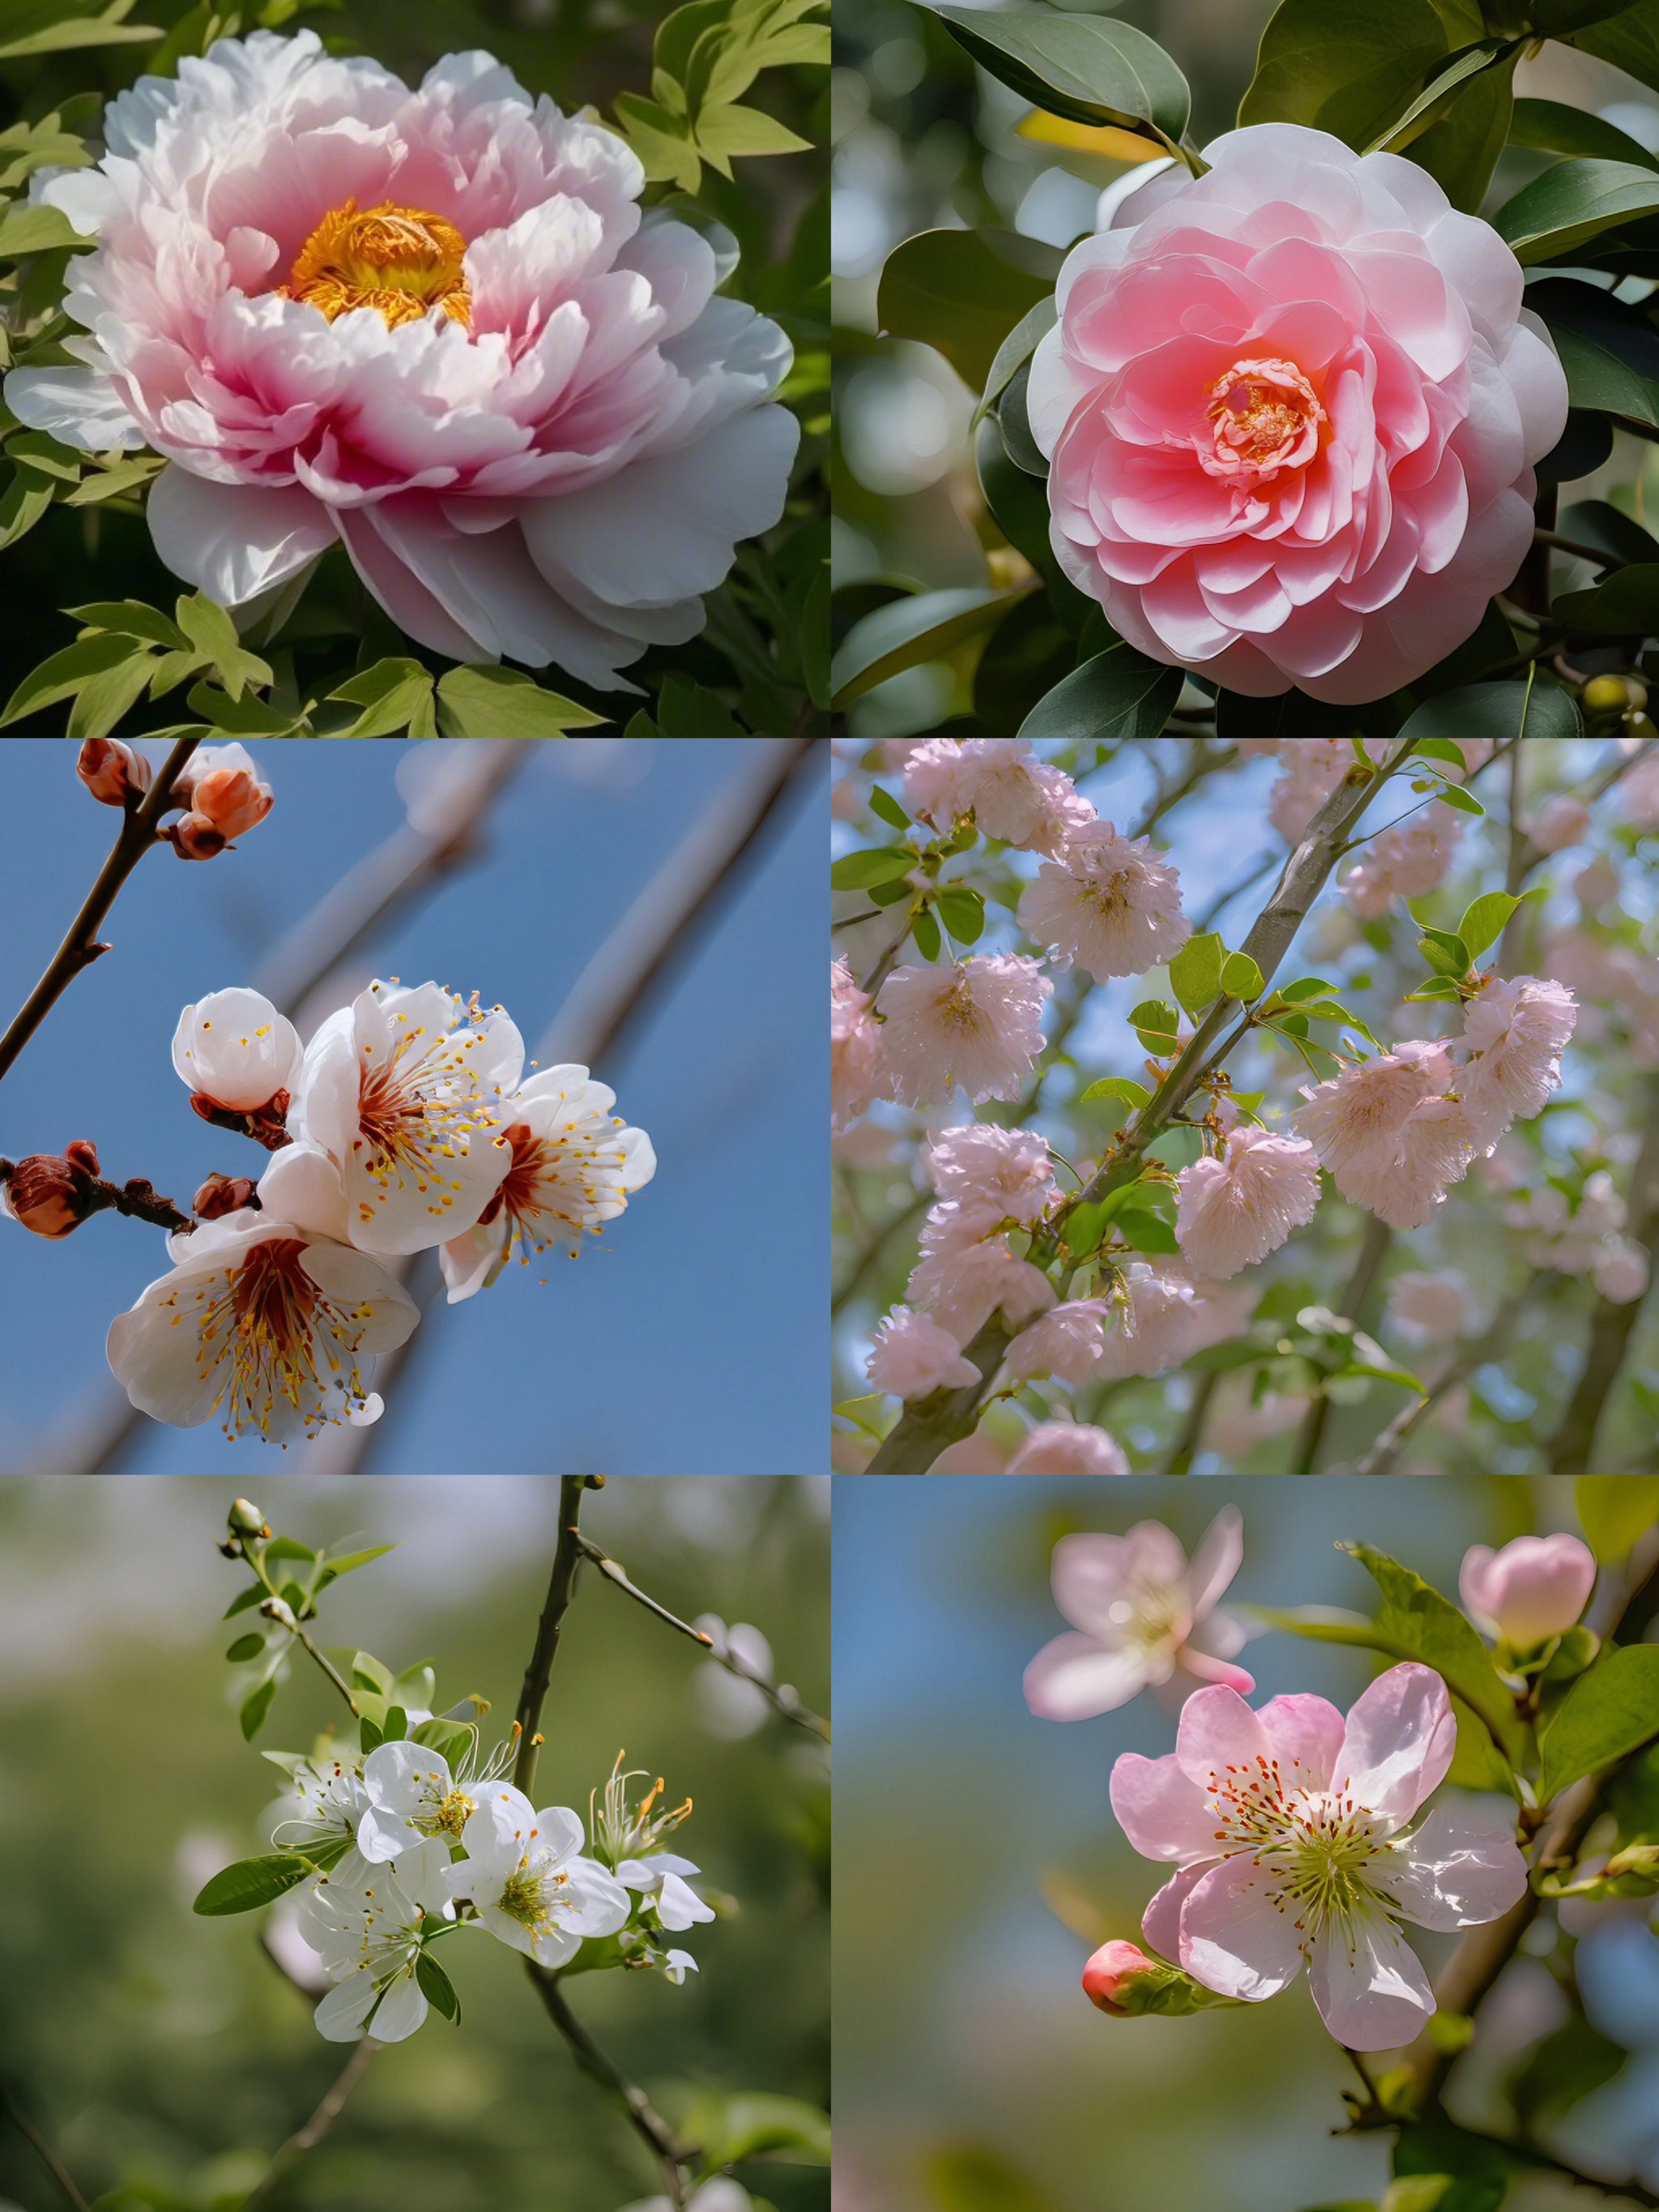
[0,738,825,1475]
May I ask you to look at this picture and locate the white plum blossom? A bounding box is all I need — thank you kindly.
[105,1209,418,1441]
[1006,1421,1131,1473]
[903,738,1095,854]
[1294,1042,1475,1230]
[356,1735,515,1862]
[616,1852,715,1933]
[1004,1298,1111,1386]
[269,1754,369,1856]
[172,987,302,1111]
[876,955,1052,1108]
[1452,976,1579,1148]
[1384,1271,1470,1345]
[1025,1509,1251,1716]
[451,1786,629,1967]
[1111,1664,1528,2048]
[1174,1127,1322,1279]
[832,957,883,1132]
[1017,821,1189,982]
[866,1306,980,1399]
[296,1835,457,2043]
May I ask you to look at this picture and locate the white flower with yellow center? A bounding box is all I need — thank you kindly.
[296,1835,456,2043]
[355,1733,516,1864]
[270,1754,369,1856]
[450,1784,629,1967]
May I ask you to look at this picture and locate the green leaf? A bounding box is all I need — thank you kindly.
[928,5,1192,147]
[1539,1643,1659,1801]
[0,465,55,552]
[1405,975,1466,1002]
[67,647,159,742]
[1430,779,1485,816]
[979,294,1058,414]
[193,1852,317,1916]
[1221,950,1264,1001]
[1337,1541,1526,1758]
[1455,891,1521,961]
[651,673,746,736]
[1077,1076,1150,1109]
[911,904,941,962]
[1115,1204,1180,1254]
[1559,496,1659,569]
[6,429,81,483]
[1362,36,1516,157]
[328,658,437,739]
[877,227,1062,394]
[1533,296,1659,433]
[1392,2122,1512,2212]
[1278,975,1336,1003]
[409,1716,475,1765]
[1331,1360,1427,1392]
[1418,927,1472,978]
[686,2090,832,2169]
[433,663,603,737]
[1510,2014,1627,2133]
[1554,562,1659,636]
[0,3,161,58]
[317,1543,397,1582]
[69,598,186,648]
[1400,677,1581,761]
[1017,644,1182,746]
[693,100,812,164]
[1493,157,1659,266]
[868,784,910,831]
[186,681,299,735]
[1410,736,1472,769]
[1512,96,1659,172]
[830,846,914,890]
[1,632,139,726]
[1577,1476,1659,1562]
[1129,997,1180,1054]
[416,1950,461,2023]
[224,1634,266,1663]
[1405,45,1515,213]
[239,1677,279,1741]
[614,92,702,192]
[222,1584,264,1619]
[936,886,985,944]
[830,587,1023,708]
[174,594,271,703]
[1381,2182,1455,2212]
[1240,0,1448,151]
[1062,1197,1109,1257]
[1169,931,1225,1019]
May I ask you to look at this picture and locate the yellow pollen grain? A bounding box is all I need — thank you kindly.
[280,199,472,330]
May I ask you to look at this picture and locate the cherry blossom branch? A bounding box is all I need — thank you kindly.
[512,1474,597,1798]
[0,736,201,1089]
[1549,1090,1659,1471]
[1289,1213,1393,1473]
[0,2080,92,2212]
[237,2040,379,2211]
[573,1532,830,1741]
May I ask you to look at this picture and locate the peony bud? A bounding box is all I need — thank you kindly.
[1460,1533,1597,1649]
[193,1171,259,1220]
[1082,1941,1160,2015]
[77,738,152,808]
[174,742,273,843]
[1,1141,101,1238]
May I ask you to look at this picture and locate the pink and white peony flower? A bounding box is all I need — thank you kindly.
[876,954,1052,1108]
[1294,1041,1473,1229]
[1004,1298,1111,1385]
[1384,1269,1469,1345]
[1025,1508,1251,1716]
[1030,125,1567,701]
[1460,1533,1596,1648]
[1452,975,1578,1146]
[1017,820,1189,982]
[832,958,883,1133]
[902,738,1095,855]
[1174,1126,1322,1279]
[172,986,302,1112]
[449,1786,630,1967]
[1007,1421,1131,1474]
[106,1208,418,1440]
[1343,801,1463,916]
[866,1305,981,1400]
[5,32,795,684]
[925,1122,1056,1227]
[1110,1663,1528,2048]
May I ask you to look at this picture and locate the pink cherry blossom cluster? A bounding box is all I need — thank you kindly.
[902,737,1096,855]
[1504,1170,1651,1302]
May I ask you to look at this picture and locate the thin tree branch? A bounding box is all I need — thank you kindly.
[0,2083,92,2212]
[1289,1213,1394,1474]
[1550,1089,1659,1471]
[513,1474,598,1798]
[527,1971,689,2207]
[0,736,201,1089]
[1448,2122,1659,2210]
[1163,1367,1220,1475]
[1345,1282,1542,1475]
[237,2041,379,2210]
[573,1534,830,1741]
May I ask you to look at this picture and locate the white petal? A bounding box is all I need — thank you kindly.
[1332,1663,1456,1830]
[147,466,335,607]
[4,364,146,450]
[313,1971,377,2041]
[1024,1634,1153,1720]
[368,1971,429,2043]
[256,1143,352,1243]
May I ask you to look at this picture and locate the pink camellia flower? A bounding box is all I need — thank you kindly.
[1453,975,1578,1147]
[1004,1297,1111,1385]
[1008,1421,1132,1474]
[1343,801,1463,917]
[1294,1041,1473,1229]
[1174,1126,1321,1279]
[831,959,883,1135]
[876,954,1052,1109]
[1530,795,1591,852]
[925,1123,1055,1227]
[1082,1940,1161,2014]
[865,1306,980,1400]
[1017,820,1189,982]
[1384,1269,1469,1345]
[1460,1533,1596,1648]
[1030,125,1566,701]
[1110,1663,1527,2048]
[5,32,795,684]
[1026,1509,1250,1715]
[903,738,1095,855]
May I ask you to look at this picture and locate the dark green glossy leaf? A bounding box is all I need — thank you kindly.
[1512,96,1659,172]
[830,587,1024,709]
[1239,0,1446,149]
[1337,1541,1526,1757]
[194,1852,318,1917]
[928,5,1191,144]
[1017,641,1180,743]
[416,1950,461,2023]
[879,227,1061,394]
[1494,158,1659,266]
[1555,561,1659,634]
[1400,676,1581,754]
[1539,1643,1659,1801]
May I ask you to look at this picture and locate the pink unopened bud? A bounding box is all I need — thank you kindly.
[166,814,228,861]
[174,743,273,843]
[1460,1533,1597,1648]
[2,1141,100,1238]
[193,1172,258,1220]
[1081,1941,1158,2015]
[78,739,152,808]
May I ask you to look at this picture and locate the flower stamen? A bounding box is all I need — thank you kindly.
[282,199,471,330]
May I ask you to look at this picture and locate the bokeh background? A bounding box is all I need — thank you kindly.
[0,1473,830,2210]
[0,737,825,1474]
[834,1475,1659,2212]
[831,0,1659,739]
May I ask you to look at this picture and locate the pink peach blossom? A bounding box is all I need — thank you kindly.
[876,955,1052,1109]
[1529,794,1591,851]
[1025,1509,1250,1714]
[1030,125,1566,701]
[5,32,795,685]
[903,739,1095,855]
[1007,1421,1132,1474]
[1294,1042,1474,1229]
[1004,1298,1111,1385]
[1459,1533,1596,1647]
[1017,820,1189,982]
[831,959,882,1134]
[1453,976,1579,1145]
[1174,1126,1322,1279]
[1110,1664,1527,2048]
[865,1306,980,1400]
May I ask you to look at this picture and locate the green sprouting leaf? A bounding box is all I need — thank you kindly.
[0,0,162,58]
[222,1584,264,1619]
[434,663,603,738]
[1404,976,1465,1002]
[1493,157,1659,266]
[1431,779,1486,816]
[1554,562,1659,636]
[352,1650,395,1694]
[830,846,914,890]
[614,92,702,191]
[1077,1076,1150,1110]
[1169,931,1225,1019]
[194,1852,318,1916]
[868,784,911,831]
[314,1543,397,1586]
[1239,0,1447,151]
[239,1677,279,1741]
[1512,96,1659,172]
[936,886,985,944]
[928,6,1192,147]
[1577,1476,1659,1563]
[1337,1541,1527,1758]
[173,593,271,703]
[410,1716,475,1765]
[1539,1643,1659,1801]
[1,632,139,726]
[830,586,1024,709]
[328,658,437,739]
[693,100,811,170]
[67,647,160,742]
[416,1950,461,2023]
[1418,927,1472,978]
[877,226,1062,394]
[224,1634,266,1663]
[1456,890,1529,961]
[1410,737,1473,770]
[6,430,81,484]
[1115,1204,1180,1254]
[911,903,942,962]
[1331,1361,1427,1392]
[1129,997,1180,1054]
[1017,643,1182,745]
[1221,950,1265,1001]
[186,682,301,735]
[1278,975,1337,1003]
[69,599,187,648]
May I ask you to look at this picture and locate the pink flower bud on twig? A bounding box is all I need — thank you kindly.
[77,739,152,808]
[193,1172,260,1220]
[0,1140,101,1238]
[1082,1941,1160,2014]
[173,742,274,845]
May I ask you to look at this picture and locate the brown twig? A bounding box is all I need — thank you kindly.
[1289,1213,1394,1474]
[237,2040,379,2210]
[0,2083,93,2212]
[513,1474,598,1798]
[1550,1090,1659,1471]
[527,1971,689,2207]
[0,1155,195,1234]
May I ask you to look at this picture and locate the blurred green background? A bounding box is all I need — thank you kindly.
[0,1474,830,2210]
[834,1476,1659,2212]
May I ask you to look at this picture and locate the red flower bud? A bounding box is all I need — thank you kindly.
[1081,1941,1159,2016]
[77,739,152,808]
[2,1144,101,1238]
[193,1172,259,1220]
[166,814,228,861]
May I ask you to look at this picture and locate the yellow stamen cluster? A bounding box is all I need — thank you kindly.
[282,199,471,330]
[160,1236,375,1442]
[353,1014,503,1227]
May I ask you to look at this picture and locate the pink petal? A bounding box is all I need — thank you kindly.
[1257,1693,1346,1792]
[1377,1804,1528,1930]
[1023,1634,1152,1720]
[1142,1862,1209,1958]
[1178,1855,1307,2001]
[1108,1750,1218,1864]
[146,466,335,607]
[1331,1662,1456,1829]
[1174,1681,1269,1793]
[1184,1505,1245,1617]
[1307,1910,1434,2050]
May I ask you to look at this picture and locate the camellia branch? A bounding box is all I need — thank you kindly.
[868,736,1424,1474]
[237,2040,379,2211]
[0,735,201,1089]
[573,1532,830,1741]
